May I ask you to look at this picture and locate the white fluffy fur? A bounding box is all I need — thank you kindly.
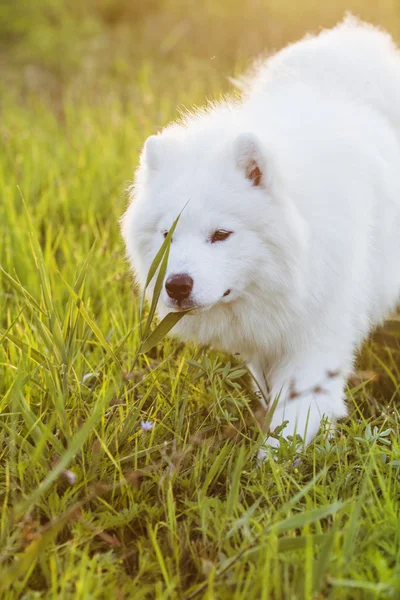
[121,17,400,456]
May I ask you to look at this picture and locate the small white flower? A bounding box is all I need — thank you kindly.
[141,420,154,432]
[82,372,100,384]
[62,469,77,485]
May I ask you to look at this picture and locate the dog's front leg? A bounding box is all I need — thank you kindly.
[258,351,350,459]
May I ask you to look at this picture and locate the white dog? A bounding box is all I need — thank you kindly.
[122,17,400,456]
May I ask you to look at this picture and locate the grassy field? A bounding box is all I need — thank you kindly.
[1,1,400,598]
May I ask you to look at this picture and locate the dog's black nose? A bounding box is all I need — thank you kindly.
[165,273,193,300]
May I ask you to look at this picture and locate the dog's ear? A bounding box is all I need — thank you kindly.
[234,133,265,187]
[142,135,163,170]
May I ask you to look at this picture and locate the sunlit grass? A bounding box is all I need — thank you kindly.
[1,1,400,597]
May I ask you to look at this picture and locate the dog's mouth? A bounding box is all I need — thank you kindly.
[165,290,232,314]
[166,301,211,314]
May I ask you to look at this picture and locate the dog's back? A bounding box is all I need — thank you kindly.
[247,17,400,136]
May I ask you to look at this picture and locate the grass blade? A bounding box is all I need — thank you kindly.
[140,311,188,354]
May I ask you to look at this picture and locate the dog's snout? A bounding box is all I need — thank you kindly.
[165,273,193,300]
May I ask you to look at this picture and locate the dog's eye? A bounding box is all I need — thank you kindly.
[210,229,233,243]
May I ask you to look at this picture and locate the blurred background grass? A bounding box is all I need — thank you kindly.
[3,0,400,106]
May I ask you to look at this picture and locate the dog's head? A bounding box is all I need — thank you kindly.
[121,121,308,332]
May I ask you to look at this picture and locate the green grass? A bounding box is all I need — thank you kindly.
[1,1,400,598]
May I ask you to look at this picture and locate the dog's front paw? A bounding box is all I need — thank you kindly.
[257,401,324,463]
